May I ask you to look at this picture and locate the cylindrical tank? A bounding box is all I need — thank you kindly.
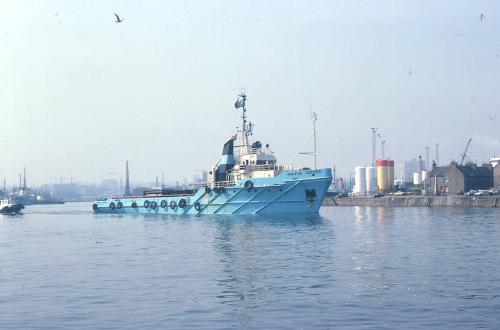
[354,167,366,195]
[365,167,376,193]
[387,159,394,192]
[376,160,388,193]
[338,178,345,191]
[421,170,428,182]
[413,171,422,185]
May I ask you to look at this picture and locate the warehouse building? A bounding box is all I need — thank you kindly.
[490,157,500,188]
[426,162,493,195]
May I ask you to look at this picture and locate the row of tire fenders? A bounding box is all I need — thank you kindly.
[94,198,201,211]
[93,180,255,212]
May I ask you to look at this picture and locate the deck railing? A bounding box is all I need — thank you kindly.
[191,180,236,189]
[229,164,305,174]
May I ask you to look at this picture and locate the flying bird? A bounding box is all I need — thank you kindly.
[480,13,485,21]
[114,13,123,23]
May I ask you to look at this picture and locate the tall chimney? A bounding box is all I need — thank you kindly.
[124,161,131,196]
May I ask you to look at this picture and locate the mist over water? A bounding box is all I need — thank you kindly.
[1,204,499,329]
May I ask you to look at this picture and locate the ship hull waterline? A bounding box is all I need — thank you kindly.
[93,169,332,215]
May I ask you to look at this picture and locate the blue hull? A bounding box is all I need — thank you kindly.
[93,168,332,215]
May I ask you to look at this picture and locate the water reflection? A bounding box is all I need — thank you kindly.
[211,213,332,327]
[349,207,399,296]
[3,203,500,329]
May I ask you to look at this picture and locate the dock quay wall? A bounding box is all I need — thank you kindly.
[323,196,499,208]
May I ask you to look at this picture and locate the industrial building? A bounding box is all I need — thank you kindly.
[491,157,500,188]
[426,161,493,195]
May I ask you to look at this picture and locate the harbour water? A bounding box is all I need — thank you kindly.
[1,203,500,329]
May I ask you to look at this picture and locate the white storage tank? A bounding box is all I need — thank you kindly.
[413,171,422,185]
[421,170,428,182]
[365,167,377,193]
[354,167,367,195]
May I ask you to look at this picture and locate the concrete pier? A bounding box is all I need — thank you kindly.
[323,196,500,208]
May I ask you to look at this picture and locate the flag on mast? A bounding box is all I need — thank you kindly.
[234,96,245,109]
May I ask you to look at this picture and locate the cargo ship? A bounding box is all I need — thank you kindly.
[8,169,65,206]
[92,91,332,215]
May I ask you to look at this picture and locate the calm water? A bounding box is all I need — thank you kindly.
[1,203,499,329]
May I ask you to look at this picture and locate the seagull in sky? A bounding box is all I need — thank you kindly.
[114,13,123,23]
[480,13,485,21]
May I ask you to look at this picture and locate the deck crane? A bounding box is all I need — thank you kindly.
[460,138,472,165]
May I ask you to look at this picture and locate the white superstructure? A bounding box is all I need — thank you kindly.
[210,90,302,186]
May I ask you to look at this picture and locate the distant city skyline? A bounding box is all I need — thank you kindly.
[1,1,499,185]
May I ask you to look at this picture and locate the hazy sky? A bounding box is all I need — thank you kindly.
[1,1,499,186]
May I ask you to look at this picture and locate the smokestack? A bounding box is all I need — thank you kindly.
[124,161,131,196]
[214,137,236,182]
[425,146,430,171]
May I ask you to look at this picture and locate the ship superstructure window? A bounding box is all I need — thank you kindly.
[305,189,317,202]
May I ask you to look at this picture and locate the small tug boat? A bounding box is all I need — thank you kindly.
[0,199,25,215]
[92,91,332,215]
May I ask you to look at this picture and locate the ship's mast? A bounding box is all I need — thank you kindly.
[312,112,318,170]
[235,88,252,155]
[23,167,27,190]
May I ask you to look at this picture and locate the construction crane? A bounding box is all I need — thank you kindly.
[460,138,472,165]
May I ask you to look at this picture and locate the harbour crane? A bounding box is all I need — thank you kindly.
[460,138,472,165]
